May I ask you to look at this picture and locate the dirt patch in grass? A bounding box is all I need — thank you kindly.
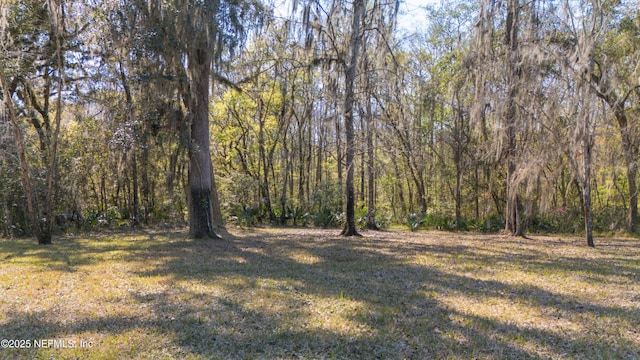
[1,228,639,359]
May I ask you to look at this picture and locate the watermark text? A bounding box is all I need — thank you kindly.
[1,338,95,349]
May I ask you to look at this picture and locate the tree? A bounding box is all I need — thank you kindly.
[340,0,365,236]
[589,7,640,233]
[557,0,611,247]
[117,0,263,238]
[472,0,551,236]
[0,0,76,244]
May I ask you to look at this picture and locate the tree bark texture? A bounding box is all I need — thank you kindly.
[187,48,218,239]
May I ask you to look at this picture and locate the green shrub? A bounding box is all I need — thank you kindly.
[407,213,425,232]
[228,204,260,227]
[313,207,341,228]
[287,206,308,226]
[357,210,392,229]
[479,214,505,233]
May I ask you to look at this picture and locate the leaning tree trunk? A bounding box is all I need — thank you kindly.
[341,0,365,237]
[186,48,218,239]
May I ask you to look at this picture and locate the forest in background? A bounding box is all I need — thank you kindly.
[0,0,639,245]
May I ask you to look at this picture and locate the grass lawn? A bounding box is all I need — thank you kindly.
[1,228,639,359]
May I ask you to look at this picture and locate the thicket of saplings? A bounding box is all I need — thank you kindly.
[0,179,628,238]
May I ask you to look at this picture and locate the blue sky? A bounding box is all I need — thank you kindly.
[398,0,431,33]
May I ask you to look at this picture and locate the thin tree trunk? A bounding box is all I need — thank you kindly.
[365,101,379,230]
[210,166,224,229]
[37,0,68,244]
[281,139,290,224]
[341,0,365,237]
[503,0,523,237]
[390,152,406,218]
[360,114,365,203]
[362,51,378,230]
[101,173,107,218]
[131,153,140,226]
[335,104,343,210]
[140,139,150,224]
[1,189,11,238]
[0,70,42,243]
[316,115,324,188]
[582,118,594,247]
[298,117,305,205]
[474,163,480,219]
[119,61,140,227]
[258,100,275,223]
[624,142,638,233]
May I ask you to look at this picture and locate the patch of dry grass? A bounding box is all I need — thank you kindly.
[1,228,639,359]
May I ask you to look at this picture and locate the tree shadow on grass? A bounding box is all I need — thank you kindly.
[0,232,162,274]
[1,229,639,358]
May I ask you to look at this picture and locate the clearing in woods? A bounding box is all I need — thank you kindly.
[0,228,639,359]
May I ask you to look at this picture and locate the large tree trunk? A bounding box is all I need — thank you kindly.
[186,48,218,239]
[341,0,365,237]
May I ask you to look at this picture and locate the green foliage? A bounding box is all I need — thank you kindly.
[524,208,582,234]
[356,209,392,229]
[286,206,308,226]
[313,207,342,229]
[407,213,458,232]
[407,213,426,232]
[229,205,260,227]
[311,181,342,214]
[84,206,130,228]
[407,213,508,233]
[524,207,628,234]
[424,214,456,231]
[454,217,469,231]
[476,214,506,233]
